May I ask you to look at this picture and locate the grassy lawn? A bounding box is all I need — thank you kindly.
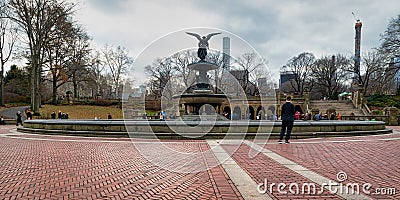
[39,105,123,119]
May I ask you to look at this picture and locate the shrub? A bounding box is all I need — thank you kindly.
[367,93,400,108]
[93,99,114,106]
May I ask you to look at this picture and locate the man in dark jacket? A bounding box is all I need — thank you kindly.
[279,96,295,144]
[16,111,23,126]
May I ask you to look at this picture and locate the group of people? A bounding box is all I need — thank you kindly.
[13,109,117,126]
[51,111,69,119]
[279,96,346,144]
[158,111,177,120]
[94,113,113,120]
[16,109,33,126]
[292,111,342,121]
[223,111,231,120]
[313,112,342,121]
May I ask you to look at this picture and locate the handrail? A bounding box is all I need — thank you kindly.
[363,103,371,114]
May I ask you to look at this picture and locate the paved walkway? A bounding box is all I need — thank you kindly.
[0,126,399,199]
[0,106,30,119]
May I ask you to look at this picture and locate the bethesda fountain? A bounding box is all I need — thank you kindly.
[172,32,228,120]
[17,30,390,139]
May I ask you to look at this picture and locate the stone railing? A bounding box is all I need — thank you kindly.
[341,115,390,125]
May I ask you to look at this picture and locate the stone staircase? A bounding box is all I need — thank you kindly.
[310,100,365,116]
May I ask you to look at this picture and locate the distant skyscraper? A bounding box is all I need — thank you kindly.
[280,71,296,87]
[222,37,230,71]
[279,70,296,93]
[354,19,362,84]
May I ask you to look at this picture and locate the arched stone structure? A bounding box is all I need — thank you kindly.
[295,105,303,114]
[256,106,265,120]
[247,106,255,120]
[232,106,241,120]
[223,106,231,119]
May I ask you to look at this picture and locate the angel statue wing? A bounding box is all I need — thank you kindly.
[205,32,221,41]
[186,32,202,41]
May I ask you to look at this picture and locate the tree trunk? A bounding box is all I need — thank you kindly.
[36,64,41,109]
[52,73,57,104]
[73,80,78,99]
[72,72,78,99]
[115,85,119,100]
[31,63,37,112]
[31,55,41,114]
[0,65,4,106]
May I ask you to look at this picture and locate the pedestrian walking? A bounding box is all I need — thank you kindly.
[16,111,23,126]
[279,96,295,144]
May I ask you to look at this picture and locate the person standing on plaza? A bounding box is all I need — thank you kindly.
[16,111,23,126]
[279,96,295,144]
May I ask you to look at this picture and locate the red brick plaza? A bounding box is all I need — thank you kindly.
[1,125,399,199]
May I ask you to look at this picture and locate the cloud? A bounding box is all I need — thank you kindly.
[75,0,400,84]
[86,0,130,13]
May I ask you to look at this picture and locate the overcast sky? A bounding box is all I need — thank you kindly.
[75,0,400,84]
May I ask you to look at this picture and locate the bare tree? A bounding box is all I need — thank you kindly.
[6,0,75,113]
[169,50,197,89]
[102,45,133,99]
[379,14,400,60]
[145,57,175,100]
[310,54,351,98]
[42,12,77,104]
[233,52,267,96]
[206,50,224,93]
[282,52,315,95]
[68,29,91,100]
[345,50,390,95]
[378,14,400,94]
[0,5,17,105]
[88,50,105,98]
[362,51,393,95]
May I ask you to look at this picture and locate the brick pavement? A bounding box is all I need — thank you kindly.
[0,126,241,199]
[264,133,400,199]
[1,125,399,199]
[222,144,342,199]
[387,126,400,132]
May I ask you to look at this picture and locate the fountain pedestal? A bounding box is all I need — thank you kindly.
[173,61,227,118]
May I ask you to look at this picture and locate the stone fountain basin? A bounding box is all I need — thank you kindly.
[18,120,391,139]
[187,61,219,71]
[173,93,227,104]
